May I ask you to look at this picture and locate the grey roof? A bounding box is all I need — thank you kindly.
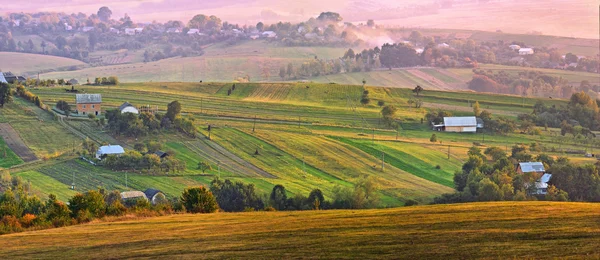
[97,145,125,155]
[519,162,545,173]
[0,73,6,84]
[540,173,552,183]
[76,94,102,104]
[119,102,134,111]
[154,151,168,158]
[120,191,148,200]
[443,117,477,127]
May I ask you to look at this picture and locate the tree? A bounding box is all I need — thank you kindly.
[381,105,398,126]
[166,101,182,121]
[269,185,287,210]
[0,83,13,108]
[307,189,325,210]
[412,85,423,96]
[180,187,218,213]
[88,33,98,51]
[366,19,375,27]
[377,100,385,107]
[279,66,286,80]
[210,178,264,212]
[473,101,481,116]
[430,134,438,142]
[97,6,112,22]
[478,178,503,201]
[256,22,264,32]
[197,161,212,173]
[40,41,47,53]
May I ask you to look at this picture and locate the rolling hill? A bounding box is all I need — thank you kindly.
[0,52,87,75]
[1,202,599,259]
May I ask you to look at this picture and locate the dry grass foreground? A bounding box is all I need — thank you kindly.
[1,202,600,259]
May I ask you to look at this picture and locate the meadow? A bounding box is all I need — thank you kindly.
[1,202,599,259]
[0,52,86,75]
[0,137,23,168]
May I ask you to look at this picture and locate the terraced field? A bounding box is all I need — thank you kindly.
[0,136,23,168]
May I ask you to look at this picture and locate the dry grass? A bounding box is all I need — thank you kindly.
[1,202,599,259]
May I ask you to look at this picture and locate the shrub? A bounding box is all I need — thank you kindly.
[404,199,419,206]
[180,187,218,213]
[435,165,441,170]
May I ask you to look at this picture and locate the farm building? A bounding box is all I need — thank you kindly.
[124,28,136,35]
[0,73,6,84]
[509,44,521,50]
[187,29,200,35]
[517,162,545,175]
[119,102,139,114]
[96,145,125,159]
[1,72,25,84]
[120,191,148,201]
[76,94,102,116]
[519,48,534,55]
[432,117,482,133]
[144,189,165,205]
[262,31,277,38]
[68,79,79,85]
[437,43,450,48]
[166,27,181,33]
[531,173,553,195]
[154,151,169,158]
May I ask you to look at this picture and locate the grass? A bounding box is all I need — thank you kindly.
[1,202,600,259]
[0,52,86,75]
[0,137,23,168]
[12,170,76,202]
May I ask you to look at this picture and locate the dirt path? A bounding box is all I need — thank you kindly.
[0,123,37,162]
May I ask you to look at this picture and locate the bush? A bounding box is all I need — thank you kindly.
[404,199,419,206]
[435,165,441,170]
[180,187,218,213]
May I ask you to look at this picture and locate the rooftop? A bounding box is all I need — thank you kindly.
[443,117,477,127]
[519,162,545,173]
[76,94,102,104]
[97,145,125,155]
[120,191,148,200]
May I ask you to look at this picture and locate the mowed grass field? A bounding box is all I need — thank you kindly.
[0,136,23,168]
[39,41,347,83]
[0,52,86,75]
[1,202,600,259]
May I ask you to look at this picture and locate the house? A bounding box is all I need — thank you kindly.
[81,26,94,32]
[67,79,79,85]
[249,34,260,40]
[415,48,424,55]
[509,44,521,50]
[75,94,102,116]
[166,27,181,33]
[134,27,144,34]
[119,102,139,114]
[96,145,125,159]
[1,72,23,84]
[64,23,73,31]
[120,191,148,201]
[187,28,200,35]
[109,27,120,34]
[433,117,481,133]
[437,43,450,48]
[0,73,7,84]
[531,173,553,195]
[519,48,534,55]
[154,151,169,158]
[517,162,545,175]
[124,28,136,36]
[144,189,165,205]
[262,31,277,38]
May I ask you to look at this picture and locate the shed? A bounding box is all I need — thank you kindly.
[119,102,139,114]
[519,48,534,55]
[509,44,521,50]
[441,117,478,133]
[144,188,165,205]
[96,145,125,159]
[154,151,169,158]
[120,191,148,201]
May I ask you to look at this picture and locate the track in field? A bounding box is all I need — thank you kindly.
[0,123,37,162]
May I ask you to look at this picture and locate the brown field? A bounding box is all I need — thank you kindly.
[1,202,599,259]
[0,123,37,162]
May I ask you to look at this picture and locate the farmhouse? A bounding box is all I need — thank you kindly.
[119,102,139,114]
[432,117,482,133]
[154,151,169,158]
[187,28,200,35]
[532,173,553,195]
[1,72,25,84]
[166,27,181,34]
[437,43,450,48]
[144,189,165,205]
[68,79,79,85]
[519,48,534,55]
[96,145,125,159]
[76,94,102,116]
[509,44,521,50]
[124,28,136,35]
[262,31,277,38]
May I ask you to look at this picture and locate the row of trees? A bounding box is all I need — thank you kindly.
[467,69,578,98]
[525,91,600,131]
[102,150,185,174]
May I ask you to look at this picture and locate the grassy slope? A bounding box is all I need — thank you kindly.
[0,137,23,168]
[1,202,599,259]
[0,52,86,75]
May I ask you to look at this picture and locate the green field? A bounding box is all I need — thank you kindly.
[0,137,23,168]
[1,202,599,259]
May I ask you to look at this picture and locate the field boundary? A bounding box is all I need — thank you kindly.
[0,123,37,162]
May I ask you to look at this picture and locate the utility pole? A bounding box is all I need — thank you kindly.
[447,145,450,160]
[125,172,128,189]
[298,116,301,128]
[252,115,257,132]
[482,130,485,143]
[396,129,399,140]
[71,172,75,190]
[200,98,203,114]
[217,161,221,178]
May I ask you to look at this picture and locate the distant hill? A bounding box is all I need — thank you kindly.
[1,202,599,258]
[0,52,86,76]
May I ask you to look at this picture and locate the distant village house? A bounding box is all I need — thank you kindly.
[518,48,534,55]
[76,94,102,116]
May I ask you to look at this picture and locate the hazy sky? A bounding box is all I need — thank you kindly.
[1,0,597,38]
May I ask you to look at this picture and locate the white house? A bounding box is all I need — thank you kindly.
[124,28,136,36]
[134,27,144,34]
[532,173,553,195]
[509,44,521,50]
[119,102,139,114]
[517,162,545,175]
[166,27,181,33]
[109,27,120,34]
[82,26,94,32]
[433,117,482,133]
[262,31,277,38]
[415,48,424,54]
[64,23,73,31]
[187,28,200,35]
[96,145,125,159]
[519,48,534,55]
[437,43,450,48]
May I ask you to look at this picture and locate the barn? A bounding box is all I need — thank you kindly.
[96,144,125,159]
[119,102,139,114]
[433,117,481,133]
[76,94,102,116]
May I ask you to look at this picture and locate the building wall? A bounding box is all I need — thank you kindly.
[444,126,477,133]
[77,103,101,115]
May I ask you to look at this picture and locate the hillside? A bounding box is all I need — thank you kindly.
[0,52,87,75]
[1,202,599,259]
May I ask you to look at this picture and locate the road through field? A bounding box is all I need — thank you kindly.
[0,123,37,162]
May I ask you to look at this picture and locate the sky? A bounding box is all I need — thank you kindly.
[0,0,598,38]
